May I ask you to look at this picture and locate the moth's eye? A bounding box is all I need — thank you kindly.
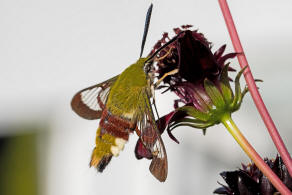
[144,62,151,73]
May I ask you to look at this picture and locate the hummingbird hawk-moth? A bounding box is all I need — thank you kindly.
[71,4,179,182]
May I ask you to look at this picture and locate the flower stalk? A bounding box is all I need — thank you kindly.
[218,0,292,176]
[221,114,292,195]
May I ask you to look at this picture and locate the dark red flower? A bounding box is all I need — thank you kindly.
[150,25,236,88]
[153,26,240,139]
[214,156,292,194]
[135,26,247,159]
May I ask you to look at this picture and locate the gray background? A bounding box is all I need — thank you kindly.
[0,0,291,194]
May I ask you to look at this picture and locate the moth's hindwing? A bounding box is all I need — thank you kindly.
[71,75,119,120]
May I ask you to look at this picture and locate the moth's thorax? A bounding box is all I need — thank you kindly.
[106,58,150,118]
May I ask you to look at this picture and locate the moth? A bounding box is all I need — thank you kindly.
[71,4,179,182]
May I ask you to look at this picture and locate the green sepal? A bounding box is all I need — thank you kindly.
[170,121,214,130]
[204,79,225,109]
[220,63,234,104]
[233,85,248,110]
[233,78,261,110]
[178,106,210,122]
[231,66,247,109]
[172,117,205,124]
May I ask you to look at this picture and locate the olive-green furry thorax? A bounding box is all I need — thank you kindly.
[106,58,150,120]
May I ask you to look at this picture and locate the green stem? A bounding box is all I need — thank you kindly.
[221,114,292,195]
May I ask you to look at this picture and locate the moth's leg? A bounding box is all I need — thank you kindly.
[135,126,141,137]
[151,84,155,100]
[154,47,173,62]
[152,98,160,120]
[154,68,179,88]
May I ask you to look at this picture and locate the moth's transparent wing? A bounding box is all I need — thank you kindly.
[71,75,118,120]
[137,93,168,182]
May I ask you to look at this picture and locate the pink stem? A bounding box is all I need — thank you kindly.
[218,0,292,177]
[222,115,292,194]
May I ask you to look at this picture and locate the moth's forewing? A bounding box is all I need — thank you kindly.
[148,127,168,182]
[135,121,168,182]
[149,155,168,182]
[71,75,118,120]
[138,94,168,182]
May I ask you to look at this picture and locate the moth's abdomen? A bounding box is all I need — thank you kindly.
[99,108,135,140]
[90,126,127,171]
[90,108,136,171]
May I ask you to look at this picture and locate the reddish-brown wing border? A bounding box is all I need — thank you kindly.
[71,75,118,120]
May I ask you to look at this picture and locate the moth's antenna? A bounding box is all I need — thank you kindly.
[140,3,153,58]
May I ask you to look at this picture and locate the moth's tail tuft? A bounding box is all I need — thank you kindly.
[89,127,127,172]
[90,148,113,172]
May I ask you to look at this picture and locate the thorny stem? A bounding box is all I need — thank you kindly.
[221,114,292,195]
[218,0,292,177]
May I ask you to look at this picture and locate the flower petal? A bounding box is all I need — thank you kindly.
[134,139,153,160]
[177,30,219,83]
[214,44,226,60]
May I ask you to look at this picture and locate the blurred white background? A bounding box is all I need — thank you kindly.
[0,0,291,194]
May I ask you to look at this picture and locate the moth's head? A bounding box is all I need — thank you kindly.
[143,57,154,74]
[137,57,148,65]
